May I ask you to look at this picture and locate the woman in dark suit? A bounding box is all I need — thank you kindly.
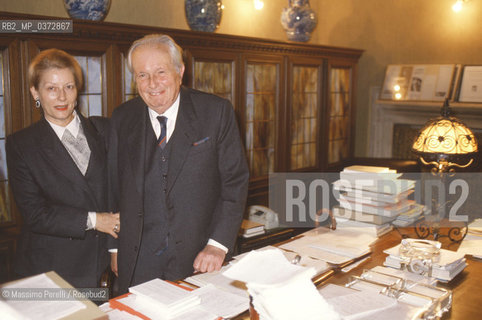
[6,49,119,288]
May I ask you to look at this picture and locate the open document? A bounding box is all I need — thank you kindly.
[279,227,375,264]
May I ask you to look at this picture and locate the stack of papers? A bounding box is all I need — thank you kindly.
[383,243,467,282]
[223,248,340,320]
[279,227,375,265]
[457,219,482,259]
[334,166,420,226]
[119,279,248,320]
[128,279,201,319]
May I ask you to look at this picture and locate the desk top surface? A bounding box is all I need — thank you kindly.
[235,227,481,320]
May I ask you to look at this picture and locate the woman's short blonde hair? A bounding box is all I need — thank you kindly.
[28,48,83,91]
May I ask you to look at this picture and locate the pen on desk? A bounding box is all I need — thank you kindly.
[193,137,210,146]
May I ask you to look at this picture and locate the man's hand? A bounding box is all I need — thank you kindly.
[111,252,118,277]
[96,212,120,238]
[193,244,226,273]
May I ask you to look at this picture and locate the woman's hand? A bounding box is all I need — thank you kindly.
[96,212,120,238]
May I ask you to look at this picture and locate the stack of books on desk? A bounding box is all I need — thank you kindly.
[333,165,419,230]
[239,219,265,238]
[383,242,467,282]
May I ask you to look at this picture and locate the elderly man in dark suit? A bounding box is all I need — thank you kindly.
[109,34,249,294]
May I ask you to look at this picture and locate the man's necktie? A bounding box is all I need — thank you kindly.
[61,127,91,175]
[157,116,167,149]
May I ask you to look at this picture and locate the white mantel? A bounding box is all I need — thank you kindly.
[368,89,482,158]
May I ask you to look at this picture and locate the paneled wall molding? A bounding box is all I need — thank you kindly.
[1,12,362,60]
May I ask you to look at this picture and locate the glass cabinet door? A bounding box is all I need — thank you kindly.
[245,62,279,178]
[290,65,320,170]
[193,60,234,103]
[328,66,353,164]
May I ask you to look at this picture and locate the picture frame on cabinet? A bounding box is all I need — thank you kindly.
[458,65,482,103]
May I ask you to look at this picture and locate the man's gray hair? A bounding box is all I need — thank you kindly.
[127,34,184,74]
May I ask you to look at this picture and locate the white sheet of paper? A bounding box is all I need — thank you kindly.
[223,248,311,286]
[321,285,397,320]
[457,234,482,258]
[184,265,248,297]
[1,273,86,320]
[116,294,217,320]
[129,278,199,308]
[105,308,144,320]
[279,228,374,264]
[191,284,249,318]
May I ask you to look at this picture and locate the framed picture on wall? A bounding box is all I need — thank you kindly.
[458,65,482,103]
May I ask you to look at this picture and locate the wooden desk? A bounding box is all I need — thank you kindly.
[235,228,481,320]
[235,227,311,255]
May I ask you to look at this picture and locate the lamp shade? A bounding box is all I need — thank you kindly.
[412,100,478,165]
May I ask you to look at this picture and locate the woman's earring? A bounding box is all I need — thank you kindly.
[35,99,41,109]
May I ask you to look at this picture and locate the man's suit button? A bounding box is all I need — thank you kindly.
[134,246,138,252]
[163,189,167,193]
[138,212,143,217]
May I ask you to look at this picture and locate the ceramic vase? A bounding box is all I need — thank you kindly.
[280,0,317,42]
[185,0,223,32]
[64,0,111,21]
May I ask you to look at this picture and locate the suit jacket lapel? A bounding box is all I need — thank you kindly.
[81,114,105,177]
[167,88,199,193]
[126,101,148,196]
[37,119,94,198]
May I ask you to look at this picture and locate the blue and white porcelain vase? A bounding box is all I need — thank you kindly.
[280,0,317,42]
[185,0,223,32]
[64,0,111,21]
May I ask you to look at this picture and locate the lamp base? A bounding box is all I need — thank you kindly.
[414,217,468,242]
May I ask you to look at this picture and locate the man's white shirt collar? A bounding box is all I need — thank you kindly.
[148,93,180,142]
